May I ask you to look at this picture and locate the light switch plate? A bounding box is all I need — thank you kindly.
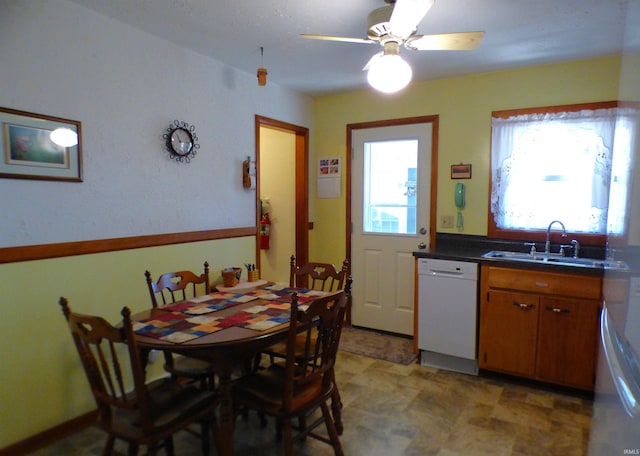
[441,215,454,228]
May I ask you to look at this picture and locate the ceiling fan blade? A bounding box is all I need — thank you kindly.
[405,31,485,51]
[300,34,374,45]
[389,0,435,39]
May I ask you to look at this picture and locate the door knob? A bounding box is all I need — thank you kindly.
[418,242,427,249]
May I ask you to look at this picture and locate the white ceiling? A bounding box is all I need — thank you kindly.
[68,0,633,97]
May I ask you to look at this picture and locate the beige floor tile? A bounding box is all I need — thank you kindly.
[33,350,593,456]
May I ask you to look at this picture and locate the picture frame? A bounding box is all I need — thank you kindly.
[318,157,341,177]
[0,107,82,182]
[451,163,472,179]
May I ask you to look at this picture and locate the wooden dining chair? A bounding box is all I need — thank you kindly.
[58,297,218,456]
[232,290,348,456]
[145,262,216,390]
[289,255,349,291]
[262,256,349,364]
[262,256,350,433]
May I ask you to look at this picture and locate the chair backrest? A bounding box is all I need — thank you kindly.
[289,255,349,292]
[282,284,349,411]
[58,298,153,432]
[145,261,210,307]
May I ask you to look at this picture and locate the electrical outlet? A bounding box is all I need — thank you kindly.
[441,215,454,228]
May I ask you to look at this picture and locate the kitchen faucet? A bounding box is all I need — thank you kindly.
[545,220,567,253]
[571,239,580,258]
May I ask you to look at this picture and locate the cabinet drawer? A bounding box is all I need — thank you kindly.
[484,266,601,300]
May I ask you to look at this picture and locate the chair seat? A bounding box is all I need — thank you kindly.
[103,378,217,443]
[164,356,216,379]
[232,364,333,417]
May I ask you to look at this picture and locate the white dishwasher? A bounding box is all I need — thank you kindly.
[417,258,479,375]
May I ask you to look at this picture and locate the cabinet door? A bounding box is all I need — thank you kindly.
[536,296,599,390]
[479,290,538,377]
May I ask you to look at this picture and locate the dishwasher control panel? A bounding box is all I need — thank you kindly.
[417,258,478,279]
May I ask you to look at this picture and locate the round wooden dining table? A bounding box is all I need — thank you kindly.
[132,299,290,456]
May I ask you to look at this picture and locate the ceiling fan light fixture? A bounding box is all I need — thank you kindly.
[367,44,412,93]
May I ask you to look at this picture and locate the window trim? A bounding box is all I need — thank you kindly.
[488,100,620,247]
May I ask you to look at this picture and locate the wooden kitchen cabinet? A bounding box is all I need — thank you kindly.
[536,296,599,389]
[479,264,602,390]
[480,290,538,377]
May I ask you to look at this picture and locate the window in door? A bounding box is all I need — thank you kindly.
[489,101,638,242]
[363,139,418,235]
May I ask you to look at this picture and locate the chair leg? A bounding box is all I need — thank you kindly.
[331,383,344,435]
[201,420,211,455]
[320,402,344,456]
[297,413,308,441]
[281,418,294,456]
[258,412,267,428]
[165,436,175,456]
[126,442,138,456]
[101,435,116,456]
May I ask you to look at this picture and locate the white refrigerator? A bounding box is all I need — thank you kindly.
[589,2,640,452]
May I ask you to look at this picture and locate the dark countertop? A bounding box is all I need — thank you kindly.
[412,233,622,276]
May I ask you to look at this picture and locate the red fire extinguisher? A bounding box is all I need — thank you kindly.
[259,214,271,250]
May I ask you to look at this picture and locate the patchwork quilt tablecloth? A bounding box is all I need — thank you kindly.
[133,286,329,343]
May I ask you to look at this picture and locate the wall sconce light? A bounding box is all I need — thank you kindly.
[257,46,268,86]
[50,127,78,147]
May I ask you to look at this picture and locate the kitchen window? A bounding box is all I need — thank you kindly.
[489,101,639,243]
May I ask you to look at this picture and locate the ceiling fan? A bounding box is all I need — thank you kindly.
[301,0,485,93]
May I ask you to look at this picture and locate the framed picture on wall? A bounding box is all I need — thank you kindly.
[0,107,82,182]
[451,163,472,179]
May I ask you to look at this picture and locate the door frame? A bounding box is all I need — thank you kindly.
[346,115,439,324]
[255,115,309,271]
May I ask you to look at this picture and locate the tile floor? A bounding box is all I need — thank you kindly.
[31,350,593,455]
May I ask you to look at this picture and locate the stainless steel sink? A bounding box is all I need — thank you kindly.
[481,250,629,270]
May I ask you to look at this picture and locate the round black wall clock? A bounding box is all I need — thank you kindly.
[163,120,200,163]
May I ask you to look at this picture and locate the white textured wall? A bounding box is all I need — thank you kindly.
[0,0,312,247]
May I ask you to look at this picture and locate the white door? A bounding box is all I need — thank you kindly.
[351,123,433,335]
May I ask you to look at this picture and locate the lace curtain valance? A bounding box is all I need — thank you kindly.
[490,107,638,235]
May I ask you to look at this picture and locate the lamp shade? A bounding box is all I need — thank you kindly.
[50,128,78,147]
[367,53,412,93]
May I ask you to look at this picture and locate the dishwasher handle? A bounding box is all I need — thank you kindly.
[427,267,466,277]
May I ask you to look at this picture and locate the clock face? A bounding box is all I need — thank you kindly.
[170,128,193,155]
[163,120,199,163]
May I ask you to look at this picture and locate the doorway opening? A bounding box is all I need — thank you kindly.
[255,116,309,281]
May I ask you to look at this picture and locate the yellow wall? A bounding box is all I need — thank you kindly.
[0,237,254,448]
[260,126,296,283]
[310,55,622,264]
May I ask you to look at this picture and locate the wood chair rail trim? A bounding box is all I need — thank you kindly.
[0,226,256,264]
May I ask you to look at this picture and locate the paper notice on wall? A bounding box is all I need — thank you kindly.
[318,157,341,198]
[318,177,340,198]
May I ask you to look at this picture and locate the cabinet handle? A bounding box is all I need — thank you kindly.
[546,306,570,314]
[534,281,549,288]
[513,302,535,310]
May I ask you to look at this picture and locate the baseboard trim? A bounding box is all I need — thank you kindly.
[0,411,96,456]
